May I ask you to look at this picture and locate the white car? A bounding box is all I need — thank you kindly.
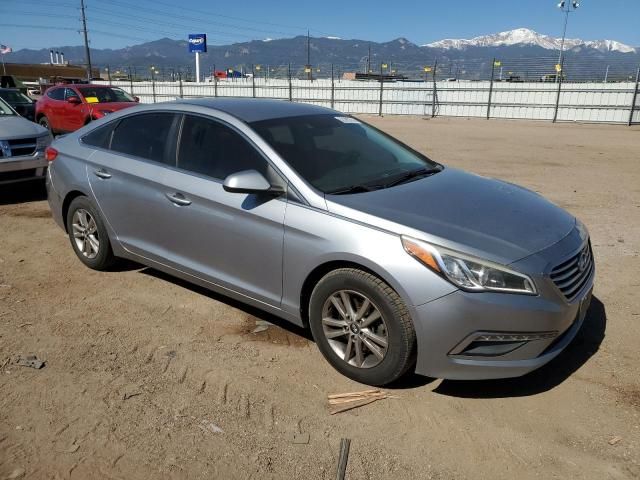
[0,97,52,185]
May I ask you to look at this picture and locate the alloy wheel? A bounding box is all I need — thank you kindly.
[71,209,100,259]
[321,290,389,368]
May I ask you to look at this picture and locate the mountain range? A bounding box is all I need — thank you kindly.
[5,28,639,80]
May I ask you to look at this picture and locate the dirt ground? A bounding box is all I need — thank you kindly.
[1,116,639,480]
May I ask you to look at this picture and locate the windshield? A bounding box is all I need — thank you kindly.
[0,90,33,104]
[250,114,440,194]
[76,86,135,103]
[0,98,16,116]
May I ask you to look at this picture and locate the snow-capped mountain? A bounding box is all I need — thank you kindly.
[424,28,636,54]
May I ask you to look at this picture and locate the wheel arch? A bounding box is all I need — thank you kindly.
[61,190,89,233]
[299,259,409,329]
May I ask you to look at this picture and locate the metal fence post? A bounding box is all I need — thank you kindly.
[331,64,335,109]
[628,67,640,126]
[252,64,256,98]
[288,63,292,102]
[178,73,183,99]
[431,60,438,117]
[487,58,496,120]
[107,64,112,86]
[378,63,384,116]
[552,59,565,123]
[213,64,218,97]
[151,71,157,103]
[128,66,134,97]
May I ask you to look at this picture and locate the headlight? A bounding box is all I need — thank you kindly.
[401,236,537,295]
[36,134,51,150]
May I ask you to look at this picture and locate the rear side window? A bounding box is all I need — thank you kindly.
[110,113,177,165]
[46,88,65,101]
[82,123,116,149]
[177,115,266,180]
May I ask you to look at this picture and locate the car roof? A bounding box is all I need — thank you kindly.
[175,97,337,123]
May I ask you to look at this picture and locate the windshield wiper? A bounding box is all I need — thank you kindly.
[326,184,376,195]
[381,166,441,188]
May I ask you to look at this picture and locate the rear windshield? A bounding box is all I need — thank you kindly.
[76,87,135,104]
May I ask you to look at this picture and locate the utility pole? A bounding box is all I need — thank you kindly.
[306,30,312,81]
[80,0,92,81]
[557,1,579,83]
[367,44,371,74]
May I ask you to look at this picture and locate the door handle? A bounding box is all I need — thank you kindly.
[165,192,192,206]
[93,169,112,179]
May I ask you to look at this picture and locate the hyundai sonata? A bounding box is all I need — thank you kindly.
[46,99,594,386]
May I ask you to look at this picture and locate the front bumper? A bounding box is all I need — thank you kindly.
[0,152,48,185]
[411,227,595,380]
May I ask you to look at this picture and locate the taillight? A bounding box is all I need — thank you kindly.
[45,146,58,162]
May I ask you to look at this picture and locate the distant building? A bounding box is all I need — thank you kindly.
[1,63,100,83]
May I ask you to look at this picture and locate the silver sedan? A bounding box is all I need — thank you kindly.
[46,99,594,386]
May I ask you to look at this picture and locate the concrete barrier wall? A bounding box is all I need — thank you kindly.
[95,79,640,125]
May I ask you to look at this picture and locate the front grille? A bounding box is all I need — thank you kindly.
[7,138,37,157]
[550,242,593,301]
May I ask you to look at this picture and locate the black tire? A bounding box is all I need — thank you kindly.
[309,268,416,386]
[65,196,116,270]
[38,115,51,133]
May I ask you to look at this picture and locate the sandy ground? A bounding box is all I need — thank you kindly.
[1,116,639,479]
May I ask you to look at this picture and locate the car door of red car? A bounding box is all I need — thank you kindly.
[61,87,86,132]
[41,87,66,131]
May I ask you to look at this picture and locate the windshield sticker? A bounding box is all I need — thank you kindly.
[85,97,99,103]
[335,116,361,124]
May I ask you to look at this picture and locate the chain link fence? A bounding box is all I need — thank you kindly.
[96,56,640,125]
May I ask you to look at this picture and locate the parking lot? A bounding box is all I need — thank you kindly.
[1,116,639,479]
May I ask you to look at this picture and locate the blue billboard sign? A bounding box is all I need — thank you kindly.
[188,34,207,53]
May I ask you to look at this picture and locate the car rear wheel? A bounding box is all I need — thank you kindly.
[309,268,416,386]
[66,196,115,270]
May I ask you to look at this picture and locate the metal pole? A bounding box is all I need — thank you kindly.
[107,65,112,86]
[431,60,437,118]
[604,65,610,83]
[487,58,496,120]
[378,63,384,116]
[288,63,292,101]
[151,69,156,103]
[178,72,183,98]
[128,66,134,96]
[195,51,200,83]
[628,67,640,126]
[252,64,256,98]
[213,64,218,97]
[80,0,92,80]
[331,63,335,109]
[552,57,565,123]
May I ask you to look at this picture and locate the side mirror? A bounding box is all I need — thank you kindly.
[67,96,81,104]
[133,96,140,102]
[223,170,282,194]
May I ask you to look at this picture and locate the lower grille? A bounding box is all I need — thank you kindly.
[550,242,593,301]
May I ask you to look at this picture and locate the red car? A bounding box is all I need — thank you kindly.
[36,84,139,134]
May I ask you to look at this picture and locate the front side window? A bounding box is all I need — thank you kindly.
[77,87,135,104]
[110,113,177,164]
[46,87,65,101]
[250,114,440,194]
[177,115,267,180]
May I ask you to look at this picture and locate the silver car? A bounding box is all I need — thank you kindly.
[0,97,52,185]
[46,99,594,386]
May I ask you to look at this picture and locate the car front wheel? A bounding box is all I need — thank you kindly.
[38,115,51,133]
[65,196,115,270]
[309,268,416,386]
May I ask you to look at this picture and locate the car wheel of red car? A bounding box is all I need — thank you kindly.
[39,115,52,133]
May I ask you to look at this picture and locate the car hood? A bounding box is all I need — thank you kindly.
[0,115,48,139]
[326,168,575,265]
[88,102,138,112]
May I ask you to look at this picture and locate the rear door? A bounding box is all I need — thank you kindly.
[62,87,86,131]
[86,111,181,258]
[43,87,65,131]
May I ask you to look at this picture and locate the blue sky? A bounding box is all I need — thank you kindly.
[1,0,639,50]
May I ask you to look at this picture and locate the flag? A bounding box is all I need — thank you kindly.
[0,45,12,54]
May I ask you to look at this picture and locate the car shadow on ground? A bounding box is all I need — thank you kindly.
[140,267,605,395]
[139,267,314,341]
[0,180,47,205]
[432,296,606,398]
